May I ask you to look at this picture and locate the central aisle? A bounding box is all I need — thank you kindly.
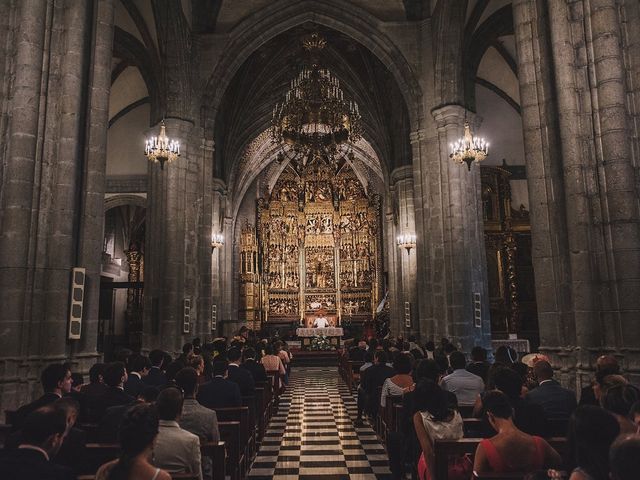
[248,367,392,480]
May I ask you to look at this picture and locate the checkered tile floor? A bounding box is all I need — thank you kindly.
[248,367,392,480]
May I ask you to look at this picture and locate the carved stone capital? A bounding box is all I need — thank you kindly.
[409,128,427,144]
[431,104,482,131]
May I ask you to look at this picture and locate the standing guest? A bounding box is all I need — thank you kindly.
[609,435,640,480]
[441,351,485,407]
[566,405,619,480]
[381,352,414,407]
[197,360,242,409]
[580,354,620,406]
[0,406,75,480]
[124,355,151,398]
[241,347,268,383]
[95,404,171,480]
[473,391,561,476]
[526,360,577,420]
[275,342,291,384]
[467,347,490,384]
[97,362,135,418]
[227,347,255,396]
[413,380,464,480]
[153,388,203,480]
[192,337,202,356]
[361,351,395,419]
[144,349,168,387]
[14,363,73,430]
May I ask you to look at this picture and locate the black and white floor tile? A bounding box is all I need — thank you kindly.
[248,367,392,480]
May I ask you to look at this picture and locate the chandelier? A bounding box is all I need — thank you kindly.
[396,234,417,253]
[449,121,489,170]
[271,33,362,168]
[144,120,180,169]
[211,233,224,251]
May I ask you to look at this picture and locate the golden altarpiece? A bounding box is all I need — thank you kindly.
[239,161,382,332]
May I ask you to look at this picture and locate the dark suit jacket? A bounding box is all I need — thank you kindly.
[579,384,598,406]
[360,363,395,415]
[0,447,76,480]
[526,379,578,419]
[123,372,144,398]
[96,386,134,420]
[143,366,167,387]
[5,426,87,474]
[349,347,367,361]
[242,359,268,383]
[466,361,491,384]
[197,377,242,409]
[13,392,61,430]
[98,402,138,443]
[227,364,255,396]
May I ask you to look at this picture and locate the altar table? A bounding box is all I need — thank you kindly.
[296,327,343,350]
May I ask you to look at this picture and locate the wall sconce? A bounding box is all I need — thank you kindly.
[396,233,416,254]
[211,233,224,252]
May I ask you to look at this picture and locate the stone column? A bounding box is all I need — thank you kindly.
[210,177,226,337]
[429,105,492,353]
[390,166,418,338]
[512,0,575,376]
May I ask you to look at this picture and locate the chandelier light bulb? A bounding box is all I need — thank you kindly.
[396,233,417,253]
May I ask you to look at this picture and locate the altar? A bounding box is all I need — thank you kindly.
[296,327,344,350]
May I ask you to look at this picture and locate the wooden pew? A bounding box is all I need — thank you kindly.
[241,395,257,460]
[0,423,11,447]
[433,437,568,480]
[76,423,100,443]
[218,420,243,480]
[79,474,201,480]
[201,440,226,480]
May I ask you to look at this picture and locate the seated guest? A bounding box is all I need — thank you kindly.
[189,355,208,386]
[473,391,561,476]
[197,360,241,409]
[0,406,74,480]
[567,405,619,480]
[260,344,286,385]
[98,385,158,443]
[175,368,219,480]
[227,347,255,396]
[441,351,484,406]
[144,349,168,387]
[600,377,640,434]
[412,380,464,480]
[97,362,135,418]
[176,343,194,368]
[52,397,87,474]
[361,350,395,418]
[487,346,517,388]
[355,350,376,425]
[349,341,368,361]
[424,341,435,360]
[153,388,202,480]
[580,354,620,406]
[14,363,73,429]
[526,360,577,419]
[96,404,171,480]
[275,342,291,384]
[241,347,268,383]
[466,346,490,383]
[125,354,151,398]
[474,366,549,436]
[381,352,414,407]
[360,350,375,372]
[80,363,108,396]
[609,434,640,480]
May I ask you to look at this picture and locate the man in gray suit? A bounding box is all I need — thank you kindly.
[153,387,203,480]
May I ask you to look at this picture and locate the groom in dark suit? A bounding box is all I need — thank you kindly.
[197,360,242,409]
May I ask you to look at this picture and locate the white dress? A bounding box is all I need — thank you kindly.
[419,410,464,441]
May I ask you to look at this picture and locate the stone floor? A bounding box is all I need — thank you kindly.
[247,367,393,480]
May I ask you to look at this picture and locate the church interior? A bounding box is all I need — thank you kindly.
[1,0,640,479]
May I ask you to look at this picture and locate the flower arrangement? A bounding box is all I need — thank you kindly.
[310,334,334,351]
